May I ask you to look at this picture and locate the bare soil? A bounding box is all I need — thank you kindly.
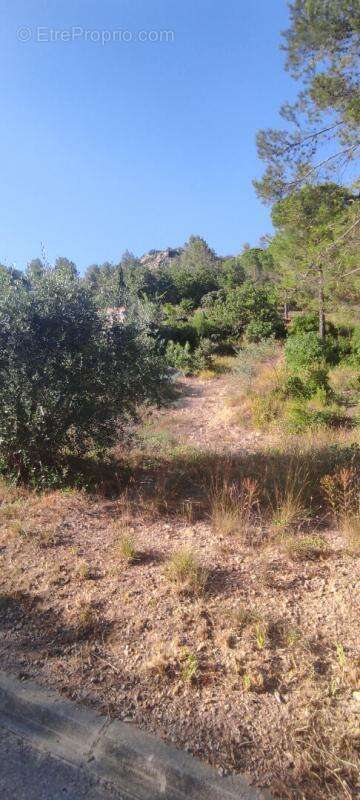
[0,373,359,799]
[147,374,263,452]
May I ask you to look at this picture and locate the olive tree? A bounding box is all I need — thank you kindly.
[0,267,167,477]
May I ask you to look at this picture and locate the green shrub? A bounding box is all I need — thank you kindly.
[284,403,316,432]
[0,268,167,477]
[311,386,329,408]
[165,341,194,374]
[284,401,348,433]
[285,332,333,398]
[284,533,329,561]
[282,375,310,399]
[351,327,360,363]
[203,283,286,342]
[306,367,332,397]
[289,316,352,366]
[160,321,199,349]
[192,338,216,371]
[325,334,352,365]
[192,309,213,338]
[165,337,215,375]
[285,331,328,372]
[282,369,331,401]
[245,319,275,342]
[289,313,320,336]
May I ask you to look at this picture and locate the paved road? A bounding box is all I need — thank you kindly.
[0,726,126,800]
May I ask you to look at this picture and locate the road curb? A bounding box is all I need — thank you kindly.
[0,670,271,800]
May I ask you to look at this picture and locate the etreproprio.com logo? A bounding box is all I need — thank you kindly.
[17,26,175,44]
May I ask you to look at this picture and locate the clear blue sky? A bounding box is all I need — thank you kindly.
[0,1,297,272]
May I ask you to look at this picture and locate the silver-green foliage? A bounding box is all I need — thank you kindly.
[0,268,167,476]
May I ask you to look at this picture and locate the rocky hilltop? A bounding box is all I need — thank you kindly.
[139,247,183,271]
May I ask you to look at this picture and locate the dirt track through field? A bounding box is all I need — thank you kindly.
[151,374,261,453]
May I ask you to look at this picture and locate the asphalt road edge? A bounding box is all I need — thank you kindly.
[0,670,271,800]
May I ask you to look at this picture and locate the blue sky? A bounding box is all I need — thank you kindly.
[0,1,297,272]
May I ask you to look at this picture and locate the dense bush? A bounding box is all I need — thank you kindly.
[165,338,215,375]
[282,374,310,399]
[351,327,360,363]
[0,269,167,477]
[165,341,194,375]
[284,323,355,399]
[192,337,216,371]
[159,321,199,349]
[217,256,246,289]
[203,283,286,343]
[285,331,328,372]
[289,314,323,336]
[158,303,200,348]
[284,401,348,433]
[289,315,352,365]
[245,319,276,342]
[284,331,333,397]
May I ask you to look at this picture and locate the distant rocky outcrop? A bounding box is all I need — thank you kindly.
[139,247,182,272]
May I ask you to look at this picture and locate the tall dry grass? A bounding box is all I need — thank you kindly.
[208,461,260,544]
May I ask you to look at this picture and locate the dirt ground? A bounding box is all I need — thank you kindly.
[145,373,264,452]
[0,372,359,799]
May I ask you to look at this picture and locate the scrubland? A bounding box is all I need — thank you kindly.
[1,346,359,800]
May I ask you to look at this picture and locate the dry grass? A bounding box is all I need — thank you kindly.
[321,467,360,554]
[0,470,358,799]
[280,705,360,800]
[268,464,309,538]
[321,466,359,520]
[75,561,92,580]
[232,603,263,632]
[0,500,26,522]
[198,354,235,380]
[329,362,360,399]
[143,647,175,677]
[113,532,139,565]
[267,617,301,648]
[226,349,284,426]
[270,487,308,536]
[7,519,32,539]
[283,533,330,561]
[341,515,360,555]
[0,478,28,505]
[111,501,141,565]
[165,547,208,595]
[209,467,260,543]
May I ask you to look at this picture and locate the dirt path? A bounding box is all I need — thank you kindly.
[150,374,261,453]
